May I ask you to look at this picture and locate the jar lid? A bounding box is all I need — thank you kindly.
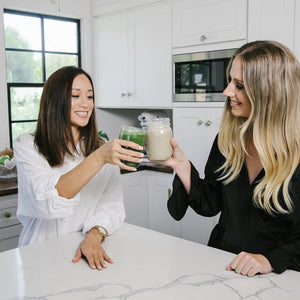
[148,118,170,126]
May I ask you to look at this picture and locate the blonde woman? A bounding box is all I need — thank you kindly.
[163,41,300,276]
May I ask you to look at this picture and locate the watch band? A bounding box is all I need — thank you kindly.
[90,226,108,241]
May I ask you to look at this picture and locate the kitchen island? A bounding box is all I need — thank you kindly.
[1,223,300,300]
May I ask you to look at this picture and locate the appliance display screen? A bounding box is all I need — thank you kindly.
[174,57,230,94]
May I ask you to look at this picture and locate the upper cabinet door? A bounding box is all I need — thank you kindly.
[248,0,295,51]
[172,0,247,48]
[128,3,172,108]
[294,0,300,61]
[93,2,172,108]
[93,12,128,107]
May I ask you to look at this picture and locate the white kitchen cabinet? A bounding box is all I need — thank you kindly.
[173,106,223,244]
[0,194,22,252]
[121,171,149,228]
[121,170,179,236]
[173,106,224,176]
[248,0,295,51]
[172,0,247,48]
[293,0,300,61]
[91,0,127,16]
[147,171,180,237]
[93,2,172,109]
[121,160,222,245]
[91,0,165,16]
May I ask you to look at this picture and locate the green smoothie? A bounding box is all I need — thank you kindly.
[119,126,147,168]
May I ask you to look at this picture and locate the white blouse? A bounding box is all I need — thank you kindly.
[14,134,125,247]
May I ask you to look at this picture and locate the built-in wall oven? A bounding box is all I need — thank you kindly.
[173,49,236,102]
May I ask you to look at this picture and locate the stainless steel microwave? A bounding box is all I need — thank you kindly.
[173,49,236,102]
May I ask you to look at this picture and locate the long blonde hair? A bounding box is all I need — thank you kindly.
[218,40,300,215]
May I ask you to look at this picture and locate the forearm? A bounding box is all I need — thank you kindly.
[265,242,300,274]
[83,167,126,235]
[56,151,105,199]
[174,159,191,194]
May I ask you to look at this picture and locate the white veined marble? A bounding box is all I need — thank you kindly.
[1,223,300,299]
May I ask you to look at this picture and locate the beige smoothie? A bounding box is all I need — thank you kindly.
[147,118,173,161]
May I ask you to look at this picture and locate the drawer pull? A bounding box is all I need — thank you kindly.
[4,211,12,218]
[200,35,207,41]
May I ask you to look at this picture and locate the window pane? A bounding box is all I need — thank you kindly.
[4,13,41,50]
[46,53,78,78]
[44,19,78,52]
[10,87,42,121]
[12,122,37,142]
[6,51,42,83]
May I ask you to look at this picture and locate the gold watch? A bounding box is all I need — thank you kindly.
[91,226,108,241]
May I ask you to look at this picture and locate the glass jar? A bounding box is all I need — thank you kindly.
[119,126,147,168]
[146,118,173,161]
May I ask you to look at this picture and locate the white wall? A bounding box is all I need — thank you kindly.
[96,109,145,140]
[0,0,92,150]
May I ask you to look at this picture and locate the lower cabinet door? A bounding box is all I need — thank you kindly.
[173,106,223,244]
[121,169,219,245]
[180,209,220,245]
[0,224,22,252]
[121,172,149,228]
[147,172,180,237]
[0,236,19,252]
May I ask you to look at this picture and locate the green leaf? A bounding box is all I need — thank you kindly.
[98,131,109,141]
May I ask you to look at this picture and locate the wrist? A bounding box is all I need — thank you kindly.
[93,149,106,167]
[88,226,108,242]
[174,158,190,176]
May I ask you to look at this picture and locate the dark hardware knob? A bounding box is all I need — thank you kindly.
[4,211,12,218]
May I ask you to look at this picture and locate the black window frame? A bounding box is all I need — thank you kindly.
[4,9,81,148]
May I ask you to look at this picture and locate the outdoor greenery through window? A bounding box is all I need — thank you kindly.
[4,9,81,147]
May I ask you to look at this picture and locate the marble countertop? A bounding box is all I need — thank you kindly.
[1,223,300,300]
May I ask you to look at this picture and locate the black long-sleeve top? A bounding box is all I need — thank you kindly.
[168,136,300,274]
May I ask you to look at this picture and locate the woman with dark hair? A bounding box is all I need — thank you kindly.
[14,66,143,270]
[161,41,300,276]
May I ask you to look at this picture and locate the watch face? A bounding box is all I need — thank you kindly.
[98,226,107,236]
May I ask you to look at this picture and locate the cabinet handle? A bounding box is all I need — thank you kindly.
[205,120,212,126]
[200,35,207,41]
[197,120,203,125]
[4,211,12,218]
[168,188,172,199]
[121,92,132,98]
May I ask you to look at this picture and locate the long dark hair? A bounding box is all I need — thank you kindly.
[34,66,103,166]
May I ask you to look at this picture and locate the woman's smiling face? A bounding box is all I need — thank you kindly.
[223,56,252,118]
[70,74,94,135]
